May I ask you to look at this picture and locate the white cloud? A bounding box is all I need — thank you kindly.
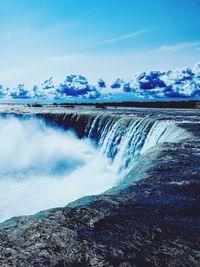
[158,41,200,52]
[78,29,153,51]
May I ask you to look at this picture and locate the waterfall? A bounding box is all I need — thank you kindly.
[4,110,189,176]
[81,114,190,174]
[36,111,189,175]
[0,110,191,221]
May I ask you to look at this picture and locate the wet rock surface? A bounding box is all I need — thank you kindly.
[0,107,200,266]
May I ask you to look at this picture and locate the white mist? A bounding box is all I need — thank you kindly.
[0,117,118,222]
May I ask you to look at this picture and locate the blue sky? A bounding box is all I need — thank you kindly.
[0,0,199,88]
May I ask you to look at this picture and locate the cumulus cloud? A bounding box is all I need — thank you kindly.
[98,79,106,88]
[9,84,33,99]
[0,63,200,101]
[0,85,6,98]
[111,78,126,89]
[109,63,200,99]
[57,74,101,99]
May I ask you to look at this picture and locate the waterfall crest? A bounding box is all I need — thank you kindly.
[78,113,190,173]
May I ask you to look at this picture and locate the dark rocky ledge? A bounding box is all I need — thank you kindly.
[0,119,200,266]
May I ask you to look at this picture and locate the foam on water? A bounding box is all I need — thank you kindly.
[0,117,118,222]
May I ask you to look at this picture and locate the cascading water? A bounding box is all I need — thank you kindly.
[0,111,190,223]
[82,114,189,174]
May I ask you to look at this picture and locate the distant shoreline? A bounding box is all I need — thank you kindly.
[51,100,199,109]
[0,100,199,109]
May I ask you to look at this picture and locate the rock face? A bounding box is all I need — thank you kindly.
[0,107,200,266]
